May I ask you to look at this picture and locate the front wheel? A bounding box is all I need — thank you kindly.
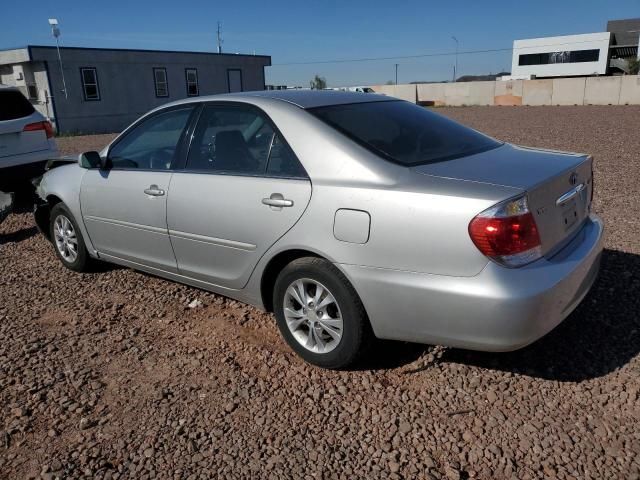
[273,257,372,369]
[49,203,92,272]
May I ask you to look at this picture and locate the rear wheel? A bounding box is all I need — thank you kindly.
[273,257,372,369]
[49,203,92,272]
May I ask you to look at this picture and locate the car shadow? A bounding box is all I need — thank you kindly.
[2,183,37,214]
[359,248,640,382]
[0,226,38,245]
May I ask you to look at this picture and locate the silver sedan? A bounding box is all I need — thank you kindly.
[34,91,604,368]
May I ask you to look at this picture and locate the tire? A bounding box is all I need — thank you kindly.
[49,203,92,272]
[273,257,373,369]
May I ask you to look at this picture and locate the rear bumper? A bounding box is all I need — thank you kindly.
[339,214,604,351]
[0,147,59,169]
[0,150,57,190]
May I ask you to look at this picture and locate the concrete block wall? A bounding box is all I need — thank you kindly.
[551,78,586,105]
[583,77,622,105]
[417,83,446,105]
[522,80,553,106]
[494,80,523,106]
[372,75,640,107]
[466,81,497,106]
[443,81,495,106]
[374,84,416,103]
[619,76,640,105]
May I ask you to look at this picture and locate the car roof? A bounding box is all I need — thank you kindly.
[196,89,396,109]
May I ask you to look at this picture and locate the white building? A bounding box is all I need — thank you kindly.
[510,32,612,79]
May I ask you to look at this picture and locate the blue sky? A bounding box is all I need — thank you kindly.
[3,0,639,86]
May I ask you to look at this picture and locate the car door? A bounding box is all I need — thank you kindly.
[80,105,196,272]
[167,103,312,289]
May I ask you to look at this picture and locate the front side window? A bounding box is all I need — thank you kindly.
[80,67,100,101]
[310,100,501,166]
[186,104,306,177]
[185,68,199,96]
[108,107,194,170]
[153,67,169,97]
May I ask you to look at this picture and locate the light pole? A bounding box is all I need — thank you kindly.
[48,18,68,99]
[451,36,459,82]
[395,63,399,85]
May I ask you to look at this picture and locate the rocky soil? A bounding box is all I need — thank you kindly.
[1,106,639,479]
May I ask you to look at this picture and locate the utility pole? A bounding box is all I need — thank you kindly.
[217,22,223,54]
[395,63,399,85]
[451,36,459,82]
[48,19,68,99]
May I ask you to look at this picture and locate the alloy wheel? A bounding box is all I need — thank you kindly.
[53,214,78,263]
[283,278,344,354]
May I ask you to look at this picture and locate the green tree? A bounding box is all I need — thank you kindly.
[385,80,394,85]
[310,75,327,90]
[627,57,640,75]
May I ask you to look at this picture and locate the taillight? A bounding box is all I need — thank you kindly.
[23,121,54,139]
[469,195,542,268]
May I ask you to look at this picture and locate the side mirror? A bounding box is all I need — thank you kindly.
[78,151,105,169]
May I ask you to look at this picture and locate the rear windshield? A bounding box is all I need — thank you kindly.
[309,100,501,166]
[0,90,35,121]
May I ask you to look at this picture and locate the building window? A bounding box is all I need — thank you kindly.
[518,49,600,66]
[153,67,169,97]
[80,67,100,101]
[185,68,199,96]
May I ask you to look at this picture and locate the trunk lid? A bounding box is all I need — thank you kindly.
[0,89,49,159]
[413,143,593,256]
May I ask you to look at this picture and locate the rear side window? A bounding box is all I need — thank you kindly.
[310,100,501,166]
[186,104,307,178]
[0,90,35,121]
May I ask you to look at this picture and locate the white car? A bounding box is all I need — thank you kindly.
[333,86,376,93]
[0,85,58,186]
[347,86,376,93]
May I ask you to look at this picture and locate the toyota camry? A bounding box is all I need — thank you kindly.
[34,90,604,369]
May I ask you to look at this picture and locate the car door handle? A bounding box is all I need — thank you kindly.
[262,194,293,208]
[144,185,165,196]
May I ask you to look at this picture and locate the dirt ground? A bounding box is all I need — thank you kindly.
[1,105,639,480]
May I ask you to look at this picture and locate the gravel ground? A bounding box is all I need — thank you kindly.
[1,105,639,480]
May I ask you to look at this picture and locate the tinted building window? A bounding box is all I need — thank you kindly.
[153,68,169,97]
[80,67,100,101]
[518,49,600,66]
[185,68,199,96]
[310,100,501,166]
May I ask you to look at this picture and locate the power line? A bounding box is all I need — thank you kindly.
[273,47,511,66]
[272,38,613,66]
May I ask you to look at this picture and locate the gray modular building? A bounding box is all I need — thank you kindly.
[0,46,271,134]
